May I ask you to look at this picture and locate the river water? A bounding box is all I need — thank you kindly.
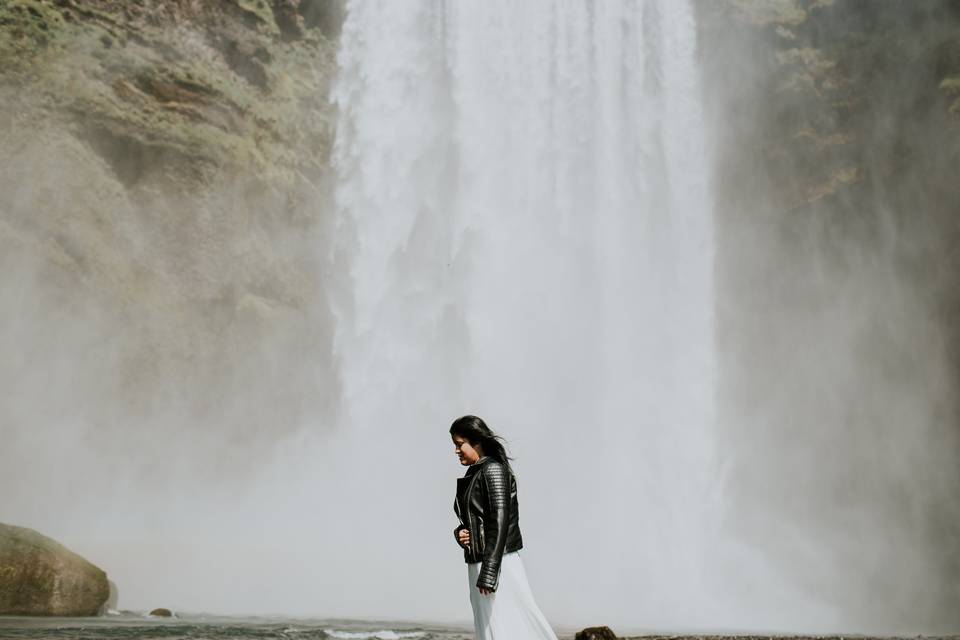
[0,614,476,640]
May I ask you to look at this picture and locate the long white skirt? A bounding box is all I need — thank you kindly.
[468,550,559,640]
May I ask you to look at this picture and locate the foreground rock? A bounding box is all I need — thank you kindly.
[576,627,618,640]
[0,523,110,616]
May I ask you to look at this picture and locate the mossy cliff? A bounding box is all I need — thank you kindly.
[0,1,344,465]
[0,0,341,187]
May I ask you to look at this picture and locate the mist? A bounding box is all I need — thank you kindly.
[701,0,960,633]
[2,0,960,636]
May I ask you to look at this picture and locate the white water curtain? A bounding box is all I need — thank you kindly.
[328,0,721,629]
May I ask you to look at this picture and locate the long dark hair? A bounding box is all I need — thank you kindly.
[449,415,514,473]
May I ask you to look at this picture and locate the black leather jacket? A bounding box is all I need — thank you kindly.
[452,456,523,591]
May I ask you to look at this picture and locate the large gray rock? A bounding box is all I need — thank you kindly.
[0,523,109,616]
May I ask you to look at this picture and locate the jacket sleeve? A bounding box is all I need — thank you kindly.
[476,462,511,591]
[454,523,469,549]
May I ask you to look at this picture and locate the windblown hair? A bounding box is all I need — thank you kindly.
[449,415,515,473]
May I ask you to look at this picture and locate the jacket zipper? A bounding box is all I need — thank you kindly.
[470,506,478,560]
[477,516,484,558]
[468,472,482,561]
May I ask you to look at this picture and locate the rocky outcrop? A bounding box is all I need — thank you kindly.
[0,523,109,616]
[148,607,173,617]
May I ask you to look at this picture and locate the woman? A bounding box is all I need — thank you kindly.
[450,415,559,640]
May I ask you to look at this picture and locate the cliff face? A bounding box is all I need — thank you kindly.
[0,523,109,616]
[699,0,960,632]
[0,0,343,481]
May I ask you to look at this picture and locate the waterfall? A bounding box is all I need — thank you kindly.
[327,0,721,629]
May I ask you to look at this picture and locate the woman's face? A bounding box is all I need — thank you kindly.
[452,433,483,465]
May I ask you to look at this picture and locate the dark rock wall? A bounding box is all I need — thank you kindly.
[699,0,960,631]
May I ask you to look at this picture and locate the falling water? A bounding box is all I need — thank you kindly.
[327,0,721,630]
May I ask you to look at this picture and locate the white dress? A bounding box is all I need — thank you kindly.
[467,549,559,640]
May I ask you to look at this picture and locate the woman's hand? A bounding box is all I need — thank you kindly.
[457,528,471,547]
[478,586,494,595]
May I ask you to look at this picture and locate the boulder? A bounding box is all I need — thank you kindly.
[149,608,174,617]
[0,523,110,616]
[575,627,618,640]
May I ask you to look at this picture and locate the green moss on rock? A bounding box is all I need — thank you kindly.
[232,0,281,36]
[0,0,336,190]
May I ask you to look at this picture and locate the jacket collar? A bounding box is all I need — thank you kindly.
[464,455,493,476]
